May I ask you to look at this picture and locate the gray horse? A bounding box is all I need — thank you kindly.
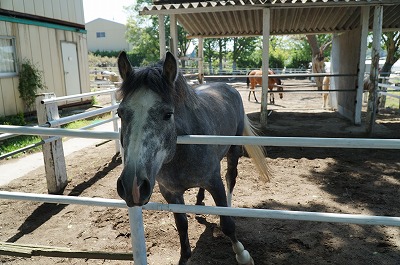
[116,51,270,265]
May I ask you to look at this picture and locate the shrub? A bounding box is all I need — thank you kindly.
[18,59,45,110]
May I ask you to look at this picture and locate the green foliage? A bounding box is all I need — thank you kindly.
[0,135,42,157]
[18,59,45,110]
[125,1,192,66]
[232,37,261,69]
[287,52,310,69]
[92,50,120,58]
[0,113,26,126]
[0,114,41,158]
[269,52,285,69]
[88,52,117,67]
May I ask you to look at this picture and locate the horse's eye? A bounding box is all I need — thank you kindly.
[163,112,173,121]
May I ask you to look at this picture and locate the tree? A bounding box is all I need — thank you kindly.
[125,0,192,66]
[125,1,160,65]
[380,31,400,76]
[306,34,332,90]
[230,37,260,70]
[203,38,218,74]
[286,35,312,69]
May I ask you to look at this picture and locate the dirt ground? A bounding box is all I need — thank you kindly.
[1,79,399,264]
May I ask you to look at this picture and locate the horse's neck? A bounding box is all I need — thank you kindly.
[173,79,203,135]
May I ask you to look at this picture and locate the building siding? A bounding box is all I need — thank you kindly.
[0,0,89,117]
[0,0,85,24]
[86,18,131,52]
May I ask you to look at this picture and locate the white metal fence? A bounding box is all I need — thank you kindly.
[1,88,400,263]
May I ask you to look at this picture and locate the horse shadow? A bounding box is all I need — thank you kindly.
[187,191,400,264]
[187,215,237,264]
[6,154,121,243]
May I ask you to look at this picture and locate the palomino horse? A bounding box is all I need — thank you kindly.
[246,69,283,104]
[323,75,374,109]
[116,51,270,265]
[322,76,330,109]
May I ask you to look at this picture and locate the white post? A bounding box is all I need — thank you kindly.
[36,93,68,194]
[198,37,204,84]
[260,8,270,128]
[170,14,179,56]
[158,14,166,59]
[366,5,383,135]
[128,207,147,265]
[111,91,120,154]
[355,6,370,125]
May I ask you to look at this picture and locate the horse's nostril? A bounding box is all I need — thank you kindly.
[140,179,151,202]
[117,178,126,199]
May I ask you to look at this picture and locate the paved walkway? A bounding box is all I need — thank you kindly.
[0,123,117,186]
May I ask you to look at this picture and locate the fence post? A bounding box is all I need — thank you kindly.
[36,93,68,194]
[110,91,120,154]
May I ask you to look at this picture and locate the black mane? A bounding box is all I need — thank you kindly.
[118,59,190,104]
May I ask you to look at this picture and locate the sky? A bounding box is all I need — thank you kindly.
[82,0,132,24]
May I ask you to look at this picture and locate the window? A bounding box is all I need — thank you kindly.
[0,36,17,77]
[96,32,106,38]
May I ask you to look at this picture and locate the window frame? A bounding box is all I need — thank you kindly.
[96,32,106,38]
[0,36,18,78]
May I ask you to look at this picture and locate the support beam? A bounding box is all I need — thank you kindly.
[260,8,270,128]
[158,14,166,59]
[366,6,383,135]
[170,14,178,56]
[355,6,370,125]
[198,37,204,84]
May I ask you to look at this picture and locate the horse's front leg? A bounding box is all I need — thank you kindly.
[174,212,191,265]
[159,187,191,264]
[207,176,254,265]
[269,92,275,104]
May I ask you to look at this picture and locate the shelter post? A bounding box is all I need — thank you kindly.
[260,8,270,128]
[366,6,383,135]
[36,93,67,194]
[355,6,370,125]
[158,14,166,59]
[170,14,178,56]
[198,37,204,84]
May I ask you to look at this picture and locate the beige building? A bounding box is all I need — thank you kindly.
[86,18,131,52]
[0,0,90,117]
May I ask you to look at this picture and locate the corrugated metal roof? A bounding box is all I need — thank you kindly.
[141,0,400,37]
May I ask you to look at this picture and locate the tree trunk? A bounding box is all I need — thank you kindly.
[307,35,325,90]
[306,35,320,57]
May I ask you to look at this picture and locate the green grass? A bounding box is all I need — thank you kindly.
[0,135,42,158]
[383,93,400,109]
[1,113,112,159]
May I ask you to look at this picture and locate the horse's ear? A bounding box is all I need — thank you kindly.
[118,51,133,81]
[162,52,178,84]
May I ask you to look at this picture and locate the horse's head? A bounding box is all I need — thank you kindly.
[116,51,178,207]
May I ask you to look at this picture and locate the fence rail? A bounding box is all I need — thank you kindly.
[0,190,399,264]
[1,125,400,150]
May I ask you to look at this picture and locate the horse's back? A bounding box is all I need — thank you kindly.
[194,82,245,135]
[248,70,262,88]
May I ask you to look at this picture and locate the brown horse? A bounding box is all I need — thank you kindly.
[246,69,283,104]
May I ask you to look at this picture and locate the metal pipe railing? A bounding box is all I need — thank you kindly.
[0,125,399,150]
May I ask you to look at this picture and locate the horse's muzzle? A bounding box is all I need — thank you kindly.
[117,175,151,207]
